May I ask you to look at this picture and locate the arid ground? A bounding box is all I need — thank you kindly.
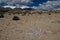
[0,11,60,40]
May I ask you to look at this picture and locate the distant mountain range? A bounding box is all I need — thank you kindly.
[0,6,35,12]
[0,7,12,12]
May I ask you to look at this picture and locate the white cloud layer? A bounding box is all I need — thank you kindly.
[0,0,60,10]
[3,5,16,9]
[0,0,33,9]
[0,0,32,6]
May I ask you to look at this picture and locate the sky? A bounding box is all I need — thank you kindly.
[0,0,60,10]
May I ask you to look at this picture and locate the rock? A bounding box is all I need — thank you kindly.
[0,14,4,18]
[13,16,20,20]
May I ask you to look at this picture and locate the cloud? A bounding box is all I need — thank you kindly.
[0,0,32,3]
[33,0,60,10]
[20,5,30,9]
[3,5,16,9]
[0,0,32,7]
[0,0,60,10]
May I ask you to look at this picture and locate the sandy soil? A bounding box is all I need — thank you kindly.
[0,13,60,40]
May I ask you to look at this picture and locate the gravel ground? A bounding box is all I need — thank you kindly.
[0,13,60,40]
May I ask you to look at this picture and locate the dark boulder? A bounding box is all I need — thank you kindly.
[13,16,20,20]
[0,14,4,18]
[48,13,51,15]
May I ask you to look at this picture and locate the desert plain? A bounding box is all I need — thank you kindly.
[0,10,60,40]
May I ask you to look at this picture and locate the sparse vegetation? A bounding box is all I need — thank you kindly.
[38,11,42,14]
[0,12,4,18]
[22,12,26,16]
[0,12,4,15]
